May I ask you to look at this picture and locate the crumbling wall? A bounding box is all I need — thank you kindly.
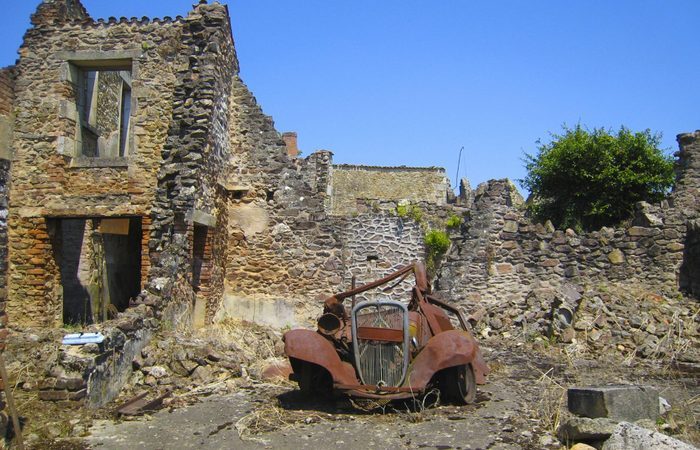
[437,129,700,306]
[3,0,243,408]
[676,131,700,297]
[219,81,434,326]
[221,78,341,326]
[435,180,686,308]
[6,1,188,326]
[144,2,237,326]
[0,66,14,349]
[329,165,450,216]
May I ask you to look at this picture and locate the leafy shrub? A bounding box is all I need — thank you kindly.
[521,125,674,231]
[424,229,451,275]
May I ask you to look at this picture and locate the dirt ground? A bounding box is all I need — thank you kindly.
[15,340,697,450]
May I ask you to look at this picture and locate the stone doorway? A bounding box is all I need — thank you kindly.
[51,217,142,325]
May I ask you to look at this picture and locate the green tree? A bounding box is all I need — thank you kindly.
[521,125,675,231]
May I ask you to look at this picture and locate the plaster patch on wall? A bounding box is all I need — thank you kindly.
[229,203,269,237]
[215,292,297,329]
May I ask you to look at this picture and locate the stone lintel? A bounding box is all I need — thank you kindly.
[191,209,216,227]
[56,50,142,65]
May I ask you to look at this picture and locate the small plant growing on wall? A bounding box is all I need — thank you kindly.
[424,229,451,276]
[445,214,462,230]
[396,203,425,224]
[396,203,409,217]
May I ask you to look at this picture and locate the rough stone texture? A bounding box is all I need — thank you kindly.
[602,422,697,450]
[0,0,252,409]
[557,416,619,443]
[568,385,659,422]
[2,0,452,334]
[329,164,450,216]
[673,131,700,219]
[0,66,14,355]
[435,179,685,308]
[339,214,424,303]
[434,135,700,357]
[143,1,236,326]
[7,1,188,326]
[218,74,438,325]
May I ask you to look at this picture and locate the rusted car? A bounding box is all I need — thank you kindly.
[283,262,488,404]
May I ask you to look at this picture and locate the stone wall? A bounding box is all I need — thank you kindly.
[0,0,253,408]
[218,81,431,325]
[672,131,700,217]
[435,179,687,308]
[0,66,14,349]
[433,133,700,360]
[7,1,189,326]
[329,165,450,216]
[338,214,425,303]
[144,1,236,326]
[221,77,343,326]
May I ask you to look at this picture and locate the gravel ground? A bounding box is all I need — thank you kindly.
[81,343,699,450]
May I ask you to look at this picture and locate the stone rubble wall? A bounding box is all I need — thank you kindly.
[671,131,700,217]
[7,5,188,326]
[1,0,244,408]
[0,66,14,349]
[436,133,700,310]
[338,214,425,304]
[0,67,15,119]
[436,182,684,308]
[222,77,343,326]
[219,80,433,326]
[433,133,700,362]
[145,2,236,325]
[329,164,450,216]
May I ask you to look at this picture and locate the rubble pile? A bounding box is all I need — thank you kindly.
[469,281,699,364]
[119,318,286,403]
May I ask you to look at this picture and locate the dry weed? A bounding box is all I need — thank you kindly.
[396,389,441,423]
[533,367,567,434]
[234,405,328,442]
[194,317,282,364]
[661,394,700,445]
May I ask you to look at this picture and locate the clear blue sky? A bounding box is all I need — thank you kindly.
[1,1,698,193]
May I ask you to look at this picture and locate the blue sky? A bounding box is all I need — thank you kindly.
[1,1,698,193]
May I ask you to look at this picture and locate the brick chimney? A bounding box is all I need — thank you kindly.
[282,132,299,158]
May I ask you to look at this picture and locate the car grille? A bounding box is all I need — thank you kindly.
[352,301,409,388]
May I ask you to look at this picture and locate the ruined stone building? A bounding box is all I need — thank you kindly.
[0,0,697,409]
[0,0,456,404]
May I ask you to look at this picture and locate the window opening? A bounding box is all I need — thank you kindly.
[76,67,132,157]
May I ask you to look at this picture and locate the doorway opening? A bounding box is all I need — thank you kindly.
[52,217,142,325]
[680,224,700,298]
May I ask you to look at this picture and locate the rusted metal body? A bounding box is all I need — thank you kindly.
[283,262,488,403]
[116,390,171,416]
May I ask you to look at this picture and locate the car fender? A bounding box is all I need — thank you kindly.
[405,329,488,389]
[284,329,358,385]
